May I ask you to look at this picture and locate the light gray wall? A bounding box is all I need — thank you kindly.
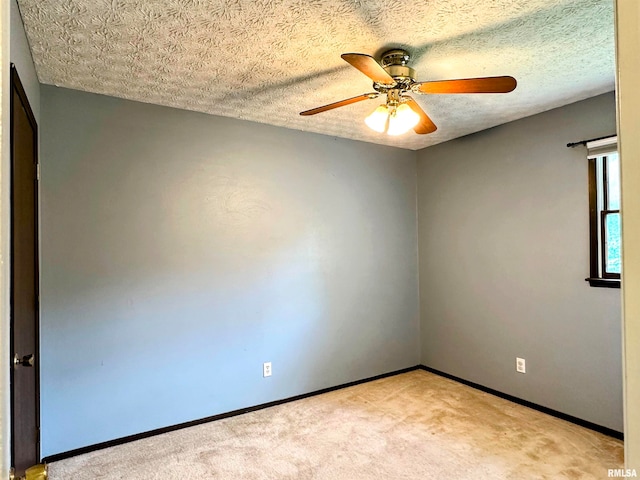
[39,86,420,456]
[417,92,622,431]
[10,0,39,121]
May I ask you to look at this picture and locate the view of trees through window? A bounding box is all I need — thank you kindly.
[605,212,621,274]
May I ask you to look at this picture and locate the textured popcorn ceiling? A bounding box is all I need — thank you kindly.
[17,0,615,150]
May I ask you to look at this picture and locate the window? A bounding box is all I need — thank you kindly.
[587,136,620,288]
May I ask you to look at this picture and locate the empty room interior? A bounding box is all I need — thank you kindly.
[3,0,640,478]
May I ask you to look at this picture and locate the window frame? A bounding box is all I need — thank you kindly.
[587,145,621,288]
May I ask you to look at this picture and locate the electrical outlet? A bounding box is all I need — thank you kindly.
[516,357,526,374]
[263,362,272,377]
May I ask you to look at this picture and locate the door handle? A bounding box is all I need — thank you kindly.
[13,353,34,367]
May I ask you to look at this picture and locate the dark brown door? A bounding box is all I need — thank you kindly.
[10,65,40,475]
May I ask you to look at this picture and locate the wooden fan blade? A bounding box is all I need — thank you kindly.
[416,76,517,94]
[405,97,437,134]
[341,53,396,85]
[300,93,378,116]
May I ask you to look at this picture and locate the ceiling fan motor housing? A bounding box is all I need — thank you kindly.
[385,65,416,81]
[380,49,416,87]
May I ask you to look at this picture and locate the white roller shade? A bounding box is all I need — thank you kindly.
[587,135,618,159]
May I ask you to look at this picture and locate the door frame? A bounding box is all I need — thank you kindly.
[9,63,41,471]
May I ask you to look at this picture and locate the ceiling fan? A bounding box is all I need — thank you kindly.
[300,49,517,136]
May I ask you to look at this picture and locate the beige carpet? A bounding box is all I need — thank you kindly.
[49,370,623,479]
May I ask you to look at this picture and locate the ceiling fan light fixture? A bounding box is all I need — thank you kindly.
[365,105,389,133]
[387,103,420,136]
